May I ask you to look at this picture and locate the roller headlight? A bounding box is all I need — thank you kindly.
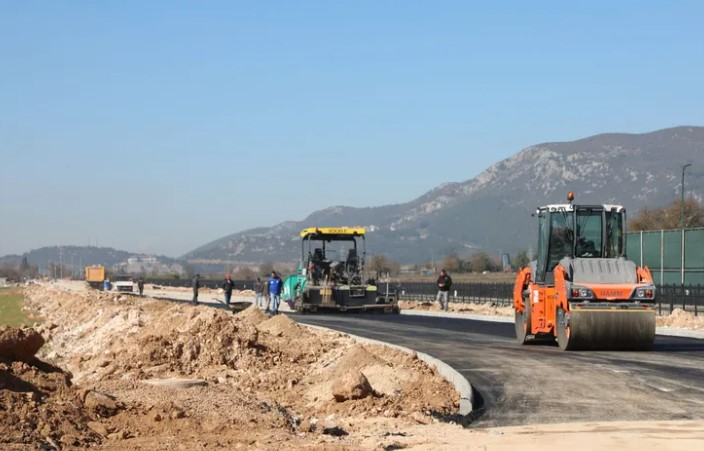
[570,286,594,299]
[634,287,655,299]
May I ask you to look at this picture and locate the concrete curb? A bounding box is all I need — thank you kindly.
[300,323,473,416]
[654,326,704,340]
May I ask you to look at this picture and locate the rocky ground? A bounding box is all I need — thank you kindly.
[2,285,458,450]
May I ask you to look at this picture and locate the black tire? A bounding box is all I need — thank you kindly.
[515,300,532,345]
[557,307,572,351]
[293,299,306,314]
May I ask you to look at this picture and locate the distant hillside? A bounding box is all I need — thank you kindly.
[183,126,704,264]
[0,246,181,274]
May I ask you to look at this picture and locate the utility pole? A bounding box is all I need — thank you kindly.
[680,163,692,285]
[680,163,692,228]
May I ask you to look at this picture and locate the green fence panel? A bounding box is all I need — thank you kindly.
[625,234,641,265]
[626,228,704,285]
[684,229,704,270]
[662,230,682,272]
[641,231,663,270]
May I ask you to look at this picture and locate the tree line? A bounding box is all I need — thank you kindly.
[628,198,704,231]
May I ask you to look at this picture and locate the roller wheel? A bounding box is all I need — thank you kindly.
[557,307,572,351]
[515,300,532,345]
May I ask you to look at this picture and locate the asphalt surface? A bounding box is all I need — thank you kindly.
[293,312,704,427]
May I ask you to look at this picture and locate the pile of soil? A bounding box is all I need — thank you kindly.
[14,284,459,449]
[657,308,704,330]
[399,300,514,316]
[0,326,110,449]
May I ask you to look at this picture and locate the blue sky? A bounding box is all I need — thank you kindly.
[1,1,703,257]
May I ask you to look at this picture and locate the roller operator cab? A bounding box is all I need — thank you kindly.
[514,193,656,351]
[283,227,399,313]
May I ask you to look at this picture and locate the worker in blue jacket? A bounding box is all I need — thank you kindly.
[267,271,283,315]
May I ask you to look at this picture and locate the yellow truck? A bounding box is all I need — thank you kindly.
[85,265,106,290]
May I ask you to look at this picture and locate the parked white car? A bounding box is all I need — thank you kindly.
[113,275,134,292]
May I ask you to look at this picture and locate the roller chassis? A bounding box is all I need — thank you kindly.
[514,199,657,351]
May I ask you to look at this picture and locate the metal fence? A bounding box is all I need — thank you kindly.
[397,281,702,316]
[145,277,701,316]
[657,284,703,316]
[397,281,514,306]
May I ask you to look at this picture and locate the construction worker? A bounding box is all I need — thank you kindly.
[436,269,452,311]
[192,274,200,305]
[254,277,264,309]
[267,271,283,315]
[137,276,145,297]
[222,274,235,306]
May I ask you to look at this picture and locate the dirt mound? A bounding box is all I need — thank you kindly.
[257,314,304,339]
[0,327,45,362]
[0,336,106,448]
[329,345,385,377]
[235,303,270,326]
[15,283,460,449]
[129,314,260,376]
[657,308,704,329]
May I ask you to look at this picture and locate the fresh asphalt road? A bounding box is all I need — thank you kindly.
[293,312,704,427]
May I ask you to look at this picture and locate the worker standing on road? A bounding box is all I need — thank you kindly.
[192,274,200,305]
[137,277,145,297]
[254,277,264,309]
[222,274,235,307]
[436,269,452,311]
[267,271,283,315]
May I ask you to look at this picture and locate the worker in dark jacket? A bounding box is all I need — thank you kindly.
[192,274,200,305]
[436,269,452,311]
[267,271,283,315]
[137,277,145,297]
[254,277,264,309]
[222,274,235,306]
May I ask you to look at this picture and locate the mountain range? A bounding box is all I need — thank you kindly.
[181,126,704,264]
[0,246,182,276]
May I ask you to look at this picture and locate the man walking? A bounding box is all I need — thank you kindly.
[192,274,200,305]
[436,269,452,311]
[137,276,145,297]
[254,277,264,309]
[222,273,235,307]
[267,271,283,315]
